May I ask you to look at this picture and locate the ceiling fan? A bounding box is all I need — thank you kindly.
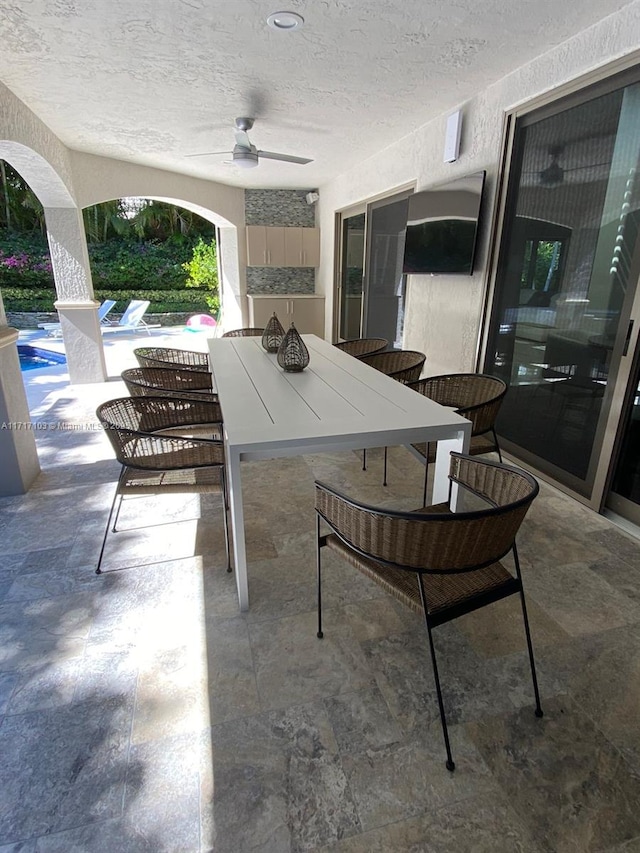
[538,145,565,186]
[186,117,313,169]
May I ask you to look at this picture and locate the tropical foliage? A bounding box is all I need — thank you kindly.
[183,238,220,313]
[0,160,220,315]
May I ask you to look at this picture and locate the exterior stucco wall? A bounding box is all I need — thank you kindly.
[316,3,640,376]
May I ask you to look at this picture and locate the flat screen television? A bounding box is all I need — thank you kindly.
[402,170,486,275]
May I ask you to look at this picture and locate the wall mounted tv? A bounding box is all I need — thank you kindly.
[402,170,486,275]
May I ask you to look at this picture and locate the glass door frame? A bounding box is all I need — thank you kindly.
[479,56,640,514]
[333,201,367,342]
[603,243,640,521]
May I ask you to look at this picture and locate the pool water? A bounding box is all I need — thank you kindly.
[18,344,67,371]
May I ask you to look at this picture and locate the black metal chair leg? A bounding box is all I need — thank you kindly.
[426,624,455,771]
[96,485,120,575]
[362,448,367,471]
[383,447,388,486]
[221,471,232,572]
[316,514,323,639]
[519,601,543,718]
[111,494,124,532]
[418,575,455,771]
[493,429,503,462]
[422,448,430,507]
[222,501,232,573]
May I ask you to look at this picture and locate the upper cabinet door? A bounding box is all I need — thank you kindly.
[246,225,268,265]
[284,228,304,266]
[265,227,286,266]
[301,228,320,267]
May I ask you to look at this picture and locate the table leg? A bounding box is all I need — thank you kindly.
[227,448,249,611]
[433,427,470,508]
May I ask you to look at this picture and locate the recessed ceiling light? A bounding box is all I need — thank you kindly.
[266,11,304,31]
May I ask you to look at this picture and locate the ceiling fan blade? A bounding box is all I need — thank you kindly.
[257,150,313,165]
[234,130,252,148]
[184,150,232,158]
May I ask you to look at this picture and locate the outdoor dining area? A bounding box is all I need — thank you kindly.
[3,326,640,852]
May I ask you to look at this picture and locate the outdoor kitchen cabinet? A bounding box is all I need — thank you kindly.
[246,226,320,267]
[247,294,325,337]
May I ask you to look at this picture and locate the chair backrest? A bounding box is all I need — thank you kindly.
[360,350,426,383]
[134,346,210,371]
[222,327,265,338]
[98,299,117,322]
[118,300,150,328]
[334,338,388,358]
[409,373,507,436]
[97,396,223,464]
[121,367,215,399]
[315,453,538,574]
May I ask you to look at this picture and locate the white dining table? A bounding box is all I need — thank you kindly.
[208,334,471,610]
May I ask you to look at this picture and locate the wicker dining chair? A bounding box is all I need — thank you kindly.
[95,395,229,574]
[333,337,388,358]
[222,327,265,338]
[315,452,542,771]
[121,366,217,401]
[134,346,210,372]
[360,349,426,382]
[409,373,508,504]
[359,349,427,476]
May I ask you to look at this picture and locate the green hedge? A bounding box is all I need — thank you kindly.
[2,286,210,314]
[95,290,210,314]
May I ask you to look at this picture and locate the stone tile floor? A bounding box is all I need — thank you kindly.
[2,336,640,851]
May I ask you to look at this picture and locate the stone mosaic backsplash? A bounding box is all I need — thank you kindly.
[246,268,315,295]
[245,189,316,227]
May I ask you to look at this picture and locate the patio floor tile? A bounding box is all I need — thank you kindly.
[2,338,640,851]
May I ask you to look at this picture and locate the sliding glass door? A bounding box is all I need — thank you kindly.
[336,190,411,347]
[484,67,640,507]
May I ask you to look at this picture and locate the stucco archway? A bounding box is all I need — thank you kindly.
[71,152,247,331]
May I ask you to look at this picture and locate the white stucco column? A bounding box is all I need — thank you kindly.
[45,207,107,383]
[0,326,40,495]
[218,225,245,330]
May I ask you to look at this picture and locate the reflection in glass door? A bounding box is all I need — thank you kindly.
[363,196,409,348]
[485,71,640,502]
[338,212,366,340]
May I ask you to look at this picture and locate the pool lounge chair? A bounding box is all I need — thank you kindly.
[101,300,159,335]
[39,299,117,337]
[97,299,118,325]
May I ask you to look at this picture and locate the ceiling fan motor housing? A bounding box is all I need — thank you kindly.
[233,147,259,168]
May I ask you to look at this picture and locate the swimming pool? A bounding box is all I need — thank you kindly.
[18,344,67,371]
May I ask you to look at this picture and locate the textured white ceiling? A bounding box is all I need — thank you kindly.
[0,0,635,189]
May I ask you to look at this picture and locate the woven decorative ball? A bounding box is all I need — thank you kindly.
[277,323,310,372]
[261,312,285,352]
